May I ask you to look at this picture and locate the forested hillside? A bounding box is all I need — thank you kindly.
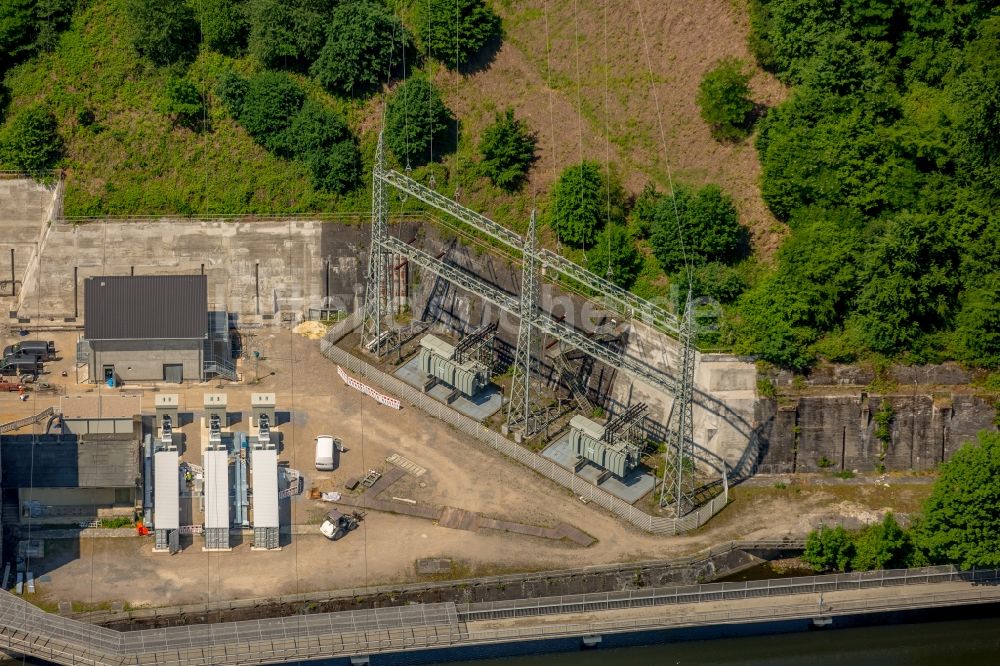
[1,0,997,372]
[731,0,1000,370]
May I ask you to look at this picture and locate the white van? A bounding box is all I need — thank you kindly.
[315,435,335,471]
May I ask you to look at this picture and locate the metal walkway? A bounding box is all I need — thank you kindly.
[3,566,1000,664]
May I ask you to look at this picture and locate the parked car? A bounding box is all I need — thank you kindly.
[319,510,361,541]
[315,434,336,471]
[3,340,55,361]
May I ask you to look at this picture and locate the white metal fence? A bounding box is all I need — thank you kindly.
[319,327,727,535]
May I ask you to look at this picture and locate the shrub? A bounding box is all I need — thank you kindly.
[384,76,453,167]
[478,108,537,192]
[681,261,747,303]
[414,0,501,68]
[124,0,198,66]
[309,1,410,97]
[238,71,304,155]
[585,224,643,289]
[549,161,609,248]
[192,0,249,56]
[697,57,754,141]
[918,431,1000,568]
[246,0,333,71]
[159,77,204,130]
[803,524,854,572]
[851,514,911,571]
[215,71,249,117]
[650,184,747,273]
[287,100,360,193]
[0,105,63,173]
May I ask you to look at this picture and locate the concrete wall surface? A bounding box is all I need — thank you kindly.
[15,217,338,321]
[88,338,202,383]
[0,178,59,301]
[753,393,997,474]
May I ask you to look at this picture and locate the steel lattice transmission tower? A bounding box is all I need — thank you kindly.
[361,132,392,356]
[506,210,545,437]
[661,289,697,515]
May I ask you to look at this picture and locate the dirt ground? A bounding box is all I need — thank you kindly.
[440,0,789,258]
[1,328,930,611]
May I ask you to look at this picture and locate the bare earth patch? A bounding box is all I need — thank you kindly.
[444,0,789,258]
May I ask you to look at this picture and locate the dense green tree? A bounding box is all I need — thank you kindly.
[1,0,78,67]
[585,224,643,290]
[852,213,960,355]
[697,58,754,141]
[629,182,662,239]
[159,77,204,130]
[237,71,304,155]
[384,76,453,166]
[683,262,747,304]
[803,524,854,572]
[478,108,537,192]
[246,0,333,71]
[310,1,410,97]
[951,17,1000,193]
[215,70,249,117]
[549,161,607,248]
[650,184,747,274]
[851,514,912,571]
[125,0,198,66]
[191,0,249,56]
[0,105,62,173]
[918,432,1000,569]
[953,278,1000,368]
[414,0,501,68]
[287,100,360,193]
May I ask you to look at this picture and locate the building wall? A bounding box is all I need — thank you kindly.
[87,338,203,383]
[20,487,122,507]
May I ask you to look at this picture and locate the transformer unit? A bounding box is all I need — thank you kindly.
[417,334,489,398]
[570,403,648,478]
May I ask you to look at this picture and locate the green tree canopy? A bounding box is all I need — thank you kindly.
[697,57,754,141]
[287,99,360,193]
[0,104,63,174]
[414,0,501,69]
[851,513,912,571]
[918,432,1000,569]
[246,0,334,71]
[159,77,204,130]
[192,0,249,56]
[549,161,610,248]
[585,224,643,290]
[852,213,961,355]
[1,0,78,68]
[803,524,854,572]
[310,1,410,97]
[649,184,747,274]
[384,76,453,167]
[237,71,304,156]
[125,0,198,66]
[478,108,537,192]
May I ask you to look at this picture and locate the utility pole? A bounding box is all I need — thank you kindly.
[506,210,544,439]
[361,132,391,357]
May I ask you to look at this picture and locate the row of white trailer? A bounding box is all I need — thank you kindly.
[150,393,282,553]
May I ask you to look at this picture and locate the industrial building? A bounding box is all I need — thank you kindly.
[1,419,142,523]
[78,275,235,384]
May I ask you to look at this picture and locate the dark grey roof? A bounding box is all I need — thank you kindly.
[1,434,140,488]
[84,275,207,340]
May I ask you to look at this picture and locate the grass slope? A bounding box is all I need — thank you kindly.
[1,0,783,307]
